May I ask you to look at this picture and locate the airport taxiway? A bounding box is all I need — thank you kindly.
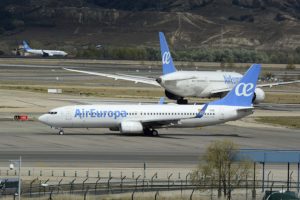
[0,118,299,168]
[0,59,299,169]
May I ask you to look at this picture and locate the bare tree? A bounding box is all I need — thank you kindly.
[191,140,251,198]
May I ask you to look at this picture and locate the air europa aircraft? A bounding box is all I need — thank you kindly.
[39,64,261,136]
[22,41,68,57]
[63,32,298,104]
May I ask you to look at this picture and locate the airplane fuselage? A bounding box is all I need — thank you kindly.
[159,71,243,98]
[39,104,252,131]
[26,49,68,57]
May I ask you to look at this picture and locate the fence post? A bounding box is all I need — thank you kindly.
[95,177,101,195]
[38,180,42,197]
[83,186,89,200]
[49,188,53,200]
[186,173,191,185]
[107,176,112,194]
[135,175,141,190]
[168,173,173,190]
[57,178,63,194]
[82,177,88,191]
[29,178,38,197]
[121,176,126,192]
[43,179,50,195]
[131,190,136,200]
[155,191,159,200]
[180,180,182,198]
[151,173,157,188]
[70,178,76,194]
[252,162,256,200]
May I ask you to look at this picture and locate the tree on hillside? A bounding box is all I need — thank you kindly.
[191,140,251,199]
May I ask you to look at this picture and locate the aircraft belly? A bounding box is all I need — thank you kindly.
[174,118,220,128]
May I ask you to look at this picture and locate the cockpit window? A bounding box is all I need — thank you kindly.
[48,112,57,115]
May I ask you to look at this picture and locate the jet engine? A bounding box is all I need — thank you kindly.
[120,121,143,134]
[253,88,265,104]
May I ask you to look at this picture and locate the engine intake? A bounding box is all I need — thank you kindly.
[253,88,265,104]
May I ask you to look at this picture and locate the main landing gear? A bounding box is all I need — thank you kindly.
[177,98,188,104]
[143,128,159,137]
[58,129,64,135]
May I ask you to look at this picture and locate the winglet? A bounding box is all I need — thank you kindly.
[22,41,31,51]
[210,64,261,107]
[196,103,208,118]
[159,32,177,75]
[158,97,165,104]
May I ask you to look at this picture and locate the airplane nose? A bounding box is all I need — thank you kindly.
[38,114,48,124]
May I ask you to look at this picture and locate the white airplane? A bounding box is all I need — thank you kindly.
[22,41,68,57]
[64,32,299,104]
[39,64,261,136]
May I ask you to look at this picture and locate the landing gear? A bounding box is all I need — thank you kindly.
[58,129,64,135]
[143,128,159,137]
[152,130,159,137]
[177,98,188,104]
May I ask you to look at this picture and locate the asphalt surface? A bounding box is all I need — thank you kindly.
[0,120,299,168]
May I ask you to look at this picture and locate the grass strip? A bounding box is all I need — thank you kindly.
[255,116,300,129]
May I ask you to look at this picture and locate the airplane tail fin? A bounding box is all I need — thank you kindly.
[210,64,261,107]
[22,41,31,51]
[159,32,177,75]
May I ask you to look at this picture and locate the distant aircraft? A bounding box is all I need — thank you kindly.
[22,41,68,57]
[64,32,299,104]
[39,64,260,136]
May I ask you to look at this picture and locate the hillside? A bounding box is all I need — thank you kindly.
[1,0,300,57]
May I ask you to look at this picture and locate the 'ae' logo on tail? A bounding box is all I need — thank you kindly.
[162,52,171,64]
[235,83,254,96]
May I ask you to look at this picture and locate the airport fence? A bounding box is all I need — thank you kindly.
[1,176,300,199]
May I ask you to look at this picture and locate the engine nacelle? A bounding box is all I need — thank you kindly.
[120,121,143,134]
[253,88,265,104]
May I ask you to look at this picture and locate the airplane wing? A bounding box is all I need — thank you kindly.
[63,68,160,86]
[257,80,300,88]
[141,118,182,128]
[210,80,300,94]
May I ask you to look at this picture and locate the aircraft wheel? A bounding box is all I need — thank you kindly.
[177,99,188,104]
[152,130,159,137]
[58,130,64,135]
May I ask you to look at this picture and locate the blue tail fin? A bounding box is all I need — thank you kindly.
[159,32,177,75]
[210,64,261,107]
[22,41,31,51]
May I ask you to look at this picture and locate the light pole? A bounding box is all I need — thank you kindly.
[9,156,21,200]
